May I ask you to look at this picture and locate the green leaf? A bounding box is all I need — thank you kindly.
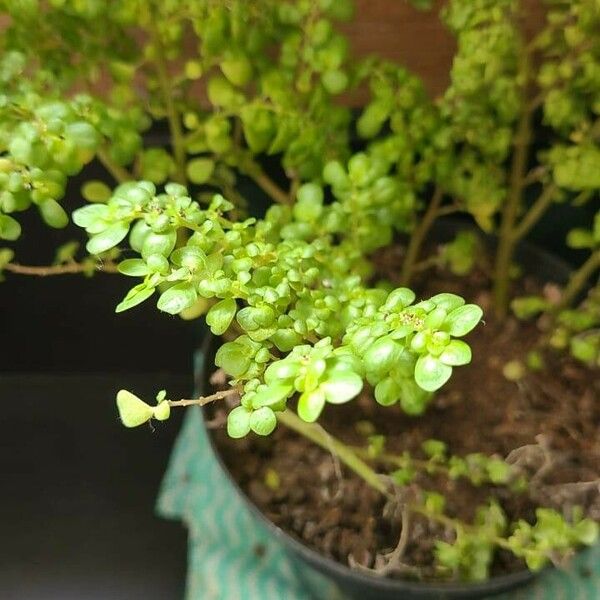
[82,180,112,203]
[321,370,363,404]
[439,340,472,366]
[54,241,79,264]
[153,401,171,421]
[250,407,277,436]
[186,158,215,184]
[363,337,401,375]
[0,214,21,240]
[415,354,452,391]
[39,199,68,228]
[115,283,155,313]
[157,282,198,315]
[72,204,109,229]
[0,247,15,269]
[384,287,416,310]
[443,304,483,337]
[422,439,447,459]
[206,298,237,335]
[116,389,154,427]
[86,221,129,255]
[264,360,300,384]
[511,296,549,320]
[227,406,251,438]
[374,377,400,406]
[297,388,326,422]
[430,293,465,312]
[566,228,594,249]
[118,258,149,277]
[574,519,599,546]
[251,383,294,408]
[215,342,251,378]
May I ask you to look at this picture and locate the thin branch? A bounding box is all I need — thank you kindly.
[97,148,132,184]
[247,166,291,206]
[512,184,557,242]
[555,250,600,311]
[276,410,390,496]
[493,50,533,317]
[148,19,187,184]
[167,387,240,408]
[400,187,444,286]
[4,260,118,276]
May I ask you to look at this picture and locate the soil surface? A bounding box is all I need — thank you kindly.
[208,247,600,581]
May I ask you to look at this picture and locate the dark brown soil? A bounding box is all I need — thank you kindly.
[208,251,600,581]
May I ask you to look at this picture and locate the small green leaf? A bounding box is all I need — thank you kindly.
[186,158,215,184]
[118,258,149,277]
[116,389,154,427]
[443,304,483,337]
[297,388,326,422]
[422,439,447,459]
[321,370,363,404]
[250,407,277,436]
[574,519,599,546]
[157,282,198,315]
[54,241,79,264]
[0,247,15,269]
[511,296,549,320]
[439,340,472,366]
[86,221,129,255]
[227,406,251,438]
[72,204,109,231]
[39,199,68,228]
[115,283,155,313]
[264,360,300,384]
[251,383,293,408]
[215,342,251,378]
[206,298,237,335]
[0,214,21,240]
[430,293,465,312]
[384,287,416,310]
[82,180,112,203]
[153,401,171,421]
[363,337,401,375]
[374,377,400,406]
[415,354,452,391]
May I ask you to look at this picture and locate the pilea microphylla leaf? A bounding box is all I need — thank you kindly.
[116,390,154,428]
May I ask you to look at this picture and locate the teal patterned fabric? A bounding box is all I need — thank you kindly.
[156,354,600,599]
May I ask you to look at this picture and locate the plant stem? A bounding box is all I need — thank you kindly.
[555,250,600,311]
[4,260,118,276]
[493,54,533,318]
[168,387,239,408]
[246,164,291,205]
[276,410,390,496]
[511,184,557,242]
[97,148,132,184]
[400,187,443,286]
[149,21,186,184]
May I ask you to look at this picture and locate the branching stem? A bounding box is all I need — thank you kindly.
[4,261,118,276]
[400,187,444,286]
[168,387,240,408]
[97,148,132,184]
[555,250,600,311]
[276,410,390,496]
[149,20,186,184]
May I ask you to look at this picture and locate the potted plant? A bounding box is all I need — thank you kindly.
[1,0,599,596]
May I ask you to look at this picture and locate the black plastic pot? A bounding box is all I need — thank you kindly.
[194,227,575,600]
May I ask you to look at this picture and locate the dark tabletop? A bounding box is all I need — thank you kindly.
[0,373,189,600]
